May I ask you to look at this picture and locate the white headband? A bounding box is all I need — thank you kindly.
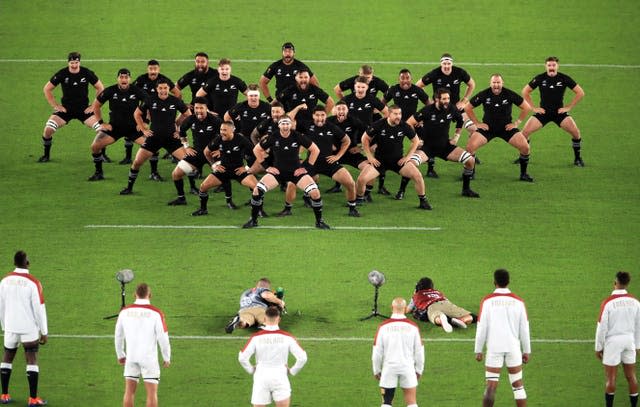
[247,90,260,97]
[440,56,453,63]
[278,118,292,125]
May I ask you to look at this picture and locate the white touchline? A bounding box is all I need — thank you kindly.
[84,224,442,231]
[0,58,638,69]
[44,334,592,343]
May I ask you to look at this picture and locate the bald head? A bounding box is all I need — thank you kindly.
[392,297,407,314]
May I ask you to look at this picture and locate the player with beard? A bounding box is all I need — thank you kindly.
[397,88,479,199]
[192,121,258,216]
[341,77,390,195]
[88,68,148,181]
[465,74,534,183]
[520,56,585,166]
[167,97,221,206]
[417,53,477,178]
[334,64,389,100]
[324,101,370,195]
[259,42,319,103]
[119,79,191,196]
[176,52,218,109]
[356,106,432,210]
[224,85,271,140]
[383,69,430,121]
[243,116,330,230]
[295,106,360,217]
[39,51,104,163]
[277,69,334,127]
[133,60,180,177]
[196,58,248,117]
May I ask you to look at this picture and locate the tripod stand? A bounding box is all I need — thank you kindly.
[359,285,388,321]
[104,281,127,320]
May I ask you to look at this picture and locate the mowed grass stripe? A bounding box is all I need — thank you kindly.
[44,334,592,343]
[84,224,442,231]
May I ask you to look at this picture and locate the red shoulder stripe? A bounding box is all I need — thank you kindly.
[598,294,637,322]
[122,304,168,332]
[240,329,302,352]
[373,318,419,344]
[6,272,44,304]
[477,292,526,322]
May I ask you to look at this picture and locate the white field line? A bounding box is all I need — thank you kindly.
[84,224,442,231]
[0,58,638,69]
[47,334,591,344]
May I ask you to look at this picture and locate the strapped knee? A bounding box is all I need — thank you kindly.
[256,181,268,195]
[177,160,195,176]
[304,182,318,195]
[485,371,500,382]
[410,153,422,165]
[464,119,475,129]
[45,120,58,133]
[381,387,396,405]
[508,371,522,385]
[512,386,526,400]
[459,151,473,164]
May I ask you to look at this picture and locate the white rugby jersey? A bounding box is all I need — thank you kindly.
[474,288,531,354]
[0,268,48,335]
[372,314,424,375]
[238,325,307,375]
[115,299,170,363]
[595,289,640,351]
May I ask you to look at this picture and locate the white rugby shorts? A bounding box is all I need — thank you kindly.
[379,364,418,389]
[251,368,291,405]
[3,331,40,349]
[124,359,161,383]
[485,350,523,368]
[602,336,636,366]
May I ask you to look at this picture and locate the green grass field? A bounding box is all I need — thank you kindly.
[0,0,639,405]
